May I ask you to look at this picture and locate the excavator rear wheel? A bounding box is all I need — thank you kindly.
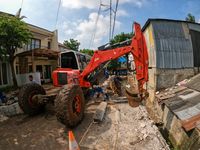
[18,83,46,115]
[55,84,85,128]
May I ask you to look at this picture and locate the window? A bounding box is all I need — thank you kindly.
[0,63,8,85]
[48,41,51,49]
[16,65,19,74]
[27,38,41,51]
[44,65,51,79]
[77,54,87,70]
[2,63,8,84]
[0,64,2,85]
[29,65,33,73]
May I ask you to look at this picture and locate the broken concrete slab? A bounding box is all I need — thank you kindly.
[93,101,107,122]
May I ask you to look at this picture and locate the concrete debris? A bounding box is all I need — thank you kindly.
[140,122,146,128]
[156,91,160,95]
[81,103,169,150]
[0,114,9,122]
[176,79,190,86]
[93,101,107,122]
[0,102,23,116]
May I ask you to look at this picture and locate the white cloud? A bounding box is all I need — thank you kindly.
[59,12,121,49]
[62,0,98,9]
[0,0,21,14]
[62,0,149,9]
[117,9,128,17]
[198,19,200,23]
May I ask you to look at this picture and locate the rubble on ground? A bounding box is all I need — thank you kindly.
[80,103,169,150]
[0,102,23,116]
[0,114,9,122]
[0,75,169,150]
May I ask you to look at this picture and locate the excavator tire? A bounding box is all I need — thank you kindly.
[55,84,85,128]
[18,83,46,115]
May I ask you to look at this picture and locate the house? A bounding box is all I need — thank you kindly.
[14,23,59,84]
[0,11,60,87]
[58,42,70,52]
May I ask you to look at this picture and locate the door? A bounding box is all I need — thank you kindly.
[44,65,51,81]
[36,65,43,82]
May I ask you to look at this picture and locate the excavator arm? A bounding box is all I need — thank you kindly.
[79,22,148,96]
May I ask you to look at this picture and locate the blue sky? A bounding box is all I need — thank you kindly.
[0,0,200,49]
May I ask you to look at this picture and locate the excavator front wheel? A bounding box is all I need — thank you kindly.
[55,84,85,128]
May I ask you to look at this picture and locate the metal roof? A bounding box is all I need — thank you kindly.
[142,18,200,31]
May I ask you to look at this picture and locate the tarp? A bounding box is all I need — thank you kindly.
[118,57,127,63]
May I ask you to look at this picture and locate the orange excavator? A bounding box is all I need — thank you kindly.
[18,22,148,127]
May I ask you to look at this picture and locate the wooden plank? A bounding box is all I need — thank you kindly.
[93,102,107,123]
[156,93,176,101]
[178,90,200,100]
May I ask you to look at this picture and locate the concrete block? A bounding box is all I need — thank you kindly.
[0,103,23,116]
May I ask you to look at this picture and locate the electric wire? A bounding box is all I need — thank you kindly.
[55,0,62,29]
[112,0,119,39]
[88,0,102,49]
[20,0,24,9]
[109,0,112,41]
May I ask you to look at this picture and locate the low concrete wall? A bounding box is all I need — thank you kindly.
[146,68,197,125]
[16,72,41,87]
[155,68,195,90]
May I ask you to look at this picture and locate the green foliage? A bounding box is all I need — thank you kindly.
[110,32,133,45]
[185,13,196,22]
[63,39,80,51]
[0,14,32,59]
[0,14,32,87]
[80,49,94,56]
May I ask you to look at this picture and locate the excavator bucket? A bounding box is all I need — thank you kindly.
[124,75,141,107]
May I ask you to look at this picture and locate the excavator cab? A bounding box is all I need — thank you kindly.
[59,50,90,71]
[52,50,91,87]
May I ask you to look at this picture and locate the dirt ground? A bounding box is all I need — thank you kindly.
[0,98,169,150]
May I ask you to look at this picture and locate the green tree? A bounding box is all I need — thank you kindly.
[0,14,32,87]
[185,13,196,22]
[80,49,94,56]
[110,32,133,45]
[63,39,80,51]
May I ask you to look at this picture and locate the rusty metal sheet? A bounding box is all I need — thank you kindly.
[181,113,200,131]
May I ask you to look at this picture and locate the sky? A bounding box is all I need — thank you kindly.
[0,0,200,49]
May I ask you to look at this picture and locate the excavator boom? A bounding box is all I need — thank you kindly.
[79,22,148,96]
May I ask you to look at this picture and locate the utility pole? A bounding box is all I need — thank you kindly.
[109,0,112,42]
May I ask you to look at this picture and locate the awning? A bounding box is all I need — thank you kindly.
[16,48,59,59]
